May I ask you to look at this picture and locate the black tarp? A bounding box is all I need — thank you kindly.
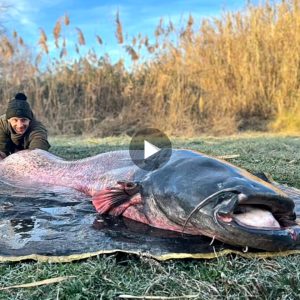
[0,180,300,262]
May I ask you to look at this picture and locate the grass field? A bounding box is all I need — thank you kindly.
[0,134,300,299]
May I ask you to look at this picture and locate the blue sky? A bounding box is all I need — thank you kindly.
[3,0,256,64]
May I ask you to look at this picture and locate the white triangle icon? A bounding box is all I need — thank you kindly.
[144,140,160,159]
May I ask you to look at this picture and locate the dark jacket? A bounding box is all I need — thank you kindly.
[0,114,50,155]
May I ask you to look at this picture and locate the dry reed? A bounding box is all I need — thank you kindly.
[115,10,124,44]
[75,27,85,45]
[38,29,48,54]
[0,0,299,136]
[53,19,61,48]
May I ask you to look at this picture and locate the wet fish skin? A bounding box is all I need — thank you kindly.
[0,148,299,251]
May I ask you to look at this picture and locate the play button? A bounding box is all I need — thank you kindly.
[129,128,172,171]
[144,140,160,159]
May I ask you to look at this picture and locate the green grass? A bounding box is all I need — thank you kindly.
[1,134,300,299]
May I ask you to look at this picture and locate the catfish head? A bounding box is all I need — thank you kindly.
[93,149,300,251]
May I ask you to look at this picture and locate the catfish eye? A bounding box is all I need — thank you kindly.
[117,181,137,190]
[125,182,137,189]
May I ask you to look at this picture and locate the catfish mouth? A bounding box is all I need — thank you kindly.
[217,193,297,230]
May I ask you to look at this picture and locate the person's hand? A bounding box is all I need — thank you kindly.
[0,151,7,159]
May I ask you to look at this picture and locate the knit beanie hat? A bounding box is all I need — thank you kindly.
[6,93,33,120]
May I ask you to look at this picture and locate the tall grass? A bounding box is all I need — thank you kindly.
[0,0,299,136]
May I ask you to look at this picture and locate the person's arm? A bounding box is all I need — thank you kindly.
[27,121,51,151]
[0,120,12,156]
[0,151,7,159]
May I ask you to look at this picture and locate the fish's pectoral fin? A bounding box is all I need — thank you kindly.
[92,181,141,216]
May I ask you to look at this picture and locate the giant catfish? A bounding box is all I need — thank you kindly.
[0,148,299,251]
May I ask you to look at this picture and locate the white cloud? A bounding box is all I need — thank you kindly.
[3,0,40,36]
[0,0,248,65]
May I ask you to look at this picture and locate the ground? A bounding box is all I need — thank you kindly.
[0,134,299,299]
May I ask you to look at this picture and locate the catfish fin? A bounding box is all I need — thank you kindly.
[252,172,273,183]
[92,181,140,215]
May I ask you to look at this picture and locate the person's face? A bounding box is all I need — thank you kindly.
[8,117,30,134]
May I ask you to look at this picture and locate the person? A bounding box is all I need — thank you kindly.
[0,92,50,159]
